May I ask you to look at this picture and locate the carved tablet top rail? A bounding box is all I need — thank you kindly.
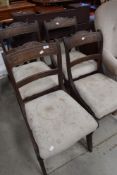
[44,16,77,30]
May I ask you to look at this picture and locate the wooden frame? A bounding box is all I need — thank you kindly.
[0,20,40,53]
[63,31,103,119]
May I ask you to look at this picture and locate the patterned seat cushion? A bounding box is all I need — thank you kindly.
[74,73,117,119]
[53,43,97,80]
[12,61,58,99]
[25,90,98,159]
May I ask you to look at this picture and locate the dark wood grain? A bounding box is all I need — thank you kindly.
[64,31,102,50]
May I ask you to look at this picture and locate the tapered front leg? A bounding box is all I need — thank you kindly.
[86,132,93,152]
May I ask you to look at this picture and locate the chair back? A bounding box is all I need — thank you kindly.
[44,16,77,41]
[63,31,103,81]
[0,21,40,53]
[3,41,64,102]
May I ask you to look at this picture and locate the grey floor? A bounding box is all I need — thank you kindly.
[0,77,117,175]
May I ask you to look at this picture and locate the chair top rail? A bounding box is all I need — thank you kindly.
[0,21,40,40]
[64,31,102,50]
[4,41,59,67]
[44,16,77,31]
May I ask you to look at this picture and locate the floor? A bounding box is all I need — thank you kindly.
[0,77,117,175]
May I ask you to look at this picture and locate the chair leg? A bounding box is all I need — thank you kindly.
[86,132,93,152]
[37,155,48,175]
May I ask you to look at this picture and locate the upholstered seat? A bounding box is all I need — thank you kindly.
[25,90,98,159]
[12,61,58,99]
[74,73,117,119]
[53,43,97,80]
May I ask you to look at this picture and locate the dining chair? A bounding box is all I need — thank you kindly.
[64,31,117,120]
[3,40,98,175]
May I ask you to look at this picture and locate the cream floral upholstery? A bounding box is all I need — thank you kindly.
[74,73,117,119]
[95,0,117,78]
[12,61,58,99]
[53,43,97,80]
[25,90,98,159]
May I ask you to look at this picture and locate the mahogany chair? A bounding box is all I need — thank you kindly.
[3,41,98,175]
[0,21,40,53]
[64,31,117,120]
